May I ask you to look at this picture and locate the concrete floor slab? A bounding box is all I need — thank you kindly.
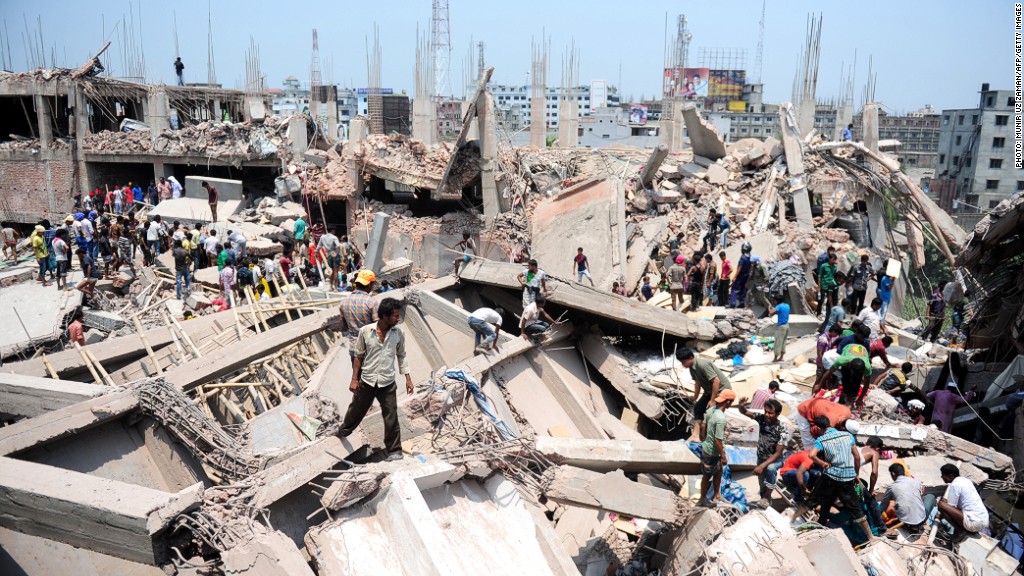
[148,197,241,226]
[0,281,82,359]
[0,525,166,576]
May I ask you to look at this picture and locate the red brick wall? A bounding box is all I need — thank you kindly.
[0,154,75,223]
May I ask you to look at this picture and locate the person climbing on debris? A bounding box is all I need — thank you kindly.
[520,297,562,341]
[778,449,821,505]
[698,389,735,507]
[794,397,852,450]
[747,256,771,317]
[517,259,547,308]
[573,247,594,286]
[452,231,476,278]
[202,181,219,223]
[339,297,413,461]
[937,463,990,536]
[676,348,732,440]
[814,341,871,406]
[790,415,875,543]
[1,222,20,262]
[924,284,947,343]
[927,381,973,433]
[468,306,504,354]
[68,310,86,347]
[728,242,752,308]
[738,396,790,504]
[874,362,914,395]
[174,57,185,86]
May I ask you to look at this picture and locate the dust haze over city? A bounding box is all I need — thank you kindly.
[0,1,1022,576]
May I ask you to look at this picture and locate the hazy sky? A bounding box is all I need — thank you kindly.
[0,0,1012,114]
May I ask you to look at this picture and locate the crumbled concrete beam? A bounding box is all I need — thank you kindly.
[779,103,813,229]
[81,310,128,332]
[660,509,726,575]
[866,455,987,494]
[0,389,139,456]
[222,527,316,576]
[0,373,111,418]
[528,350,607,439]
[680,104,726,160]
[0,456,202,564]
[624,216,669,295]
[458,260,748,341]
[364,212,391,274]
[856,421,1011,475]
[5,328,175,379]
[639,145,669,188]
[535,437,700,474]
[542,465,687,524]
[578,334,665,420]
[252,435,365,509]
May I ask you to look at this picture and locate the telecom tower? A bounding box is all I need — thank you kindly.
[430,0,452,97]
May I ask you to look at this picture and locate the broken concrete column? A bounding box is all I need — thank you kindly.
[542,466,686,524]
[639,144,669,188]
[412,96,437,145]
[557,97,578,148]
[287,116,308,160]
[364,212,391,274]
[530,94,546,149]
[862,102,889,251]
[779,103,814,229]
[477,91,502,222]
[680,103,726,160]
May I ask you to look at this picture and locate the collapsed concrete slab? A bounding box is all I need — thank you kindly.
[578,334,666,420]
[680,104,727,161]
[542,465,686,524]
[0,373,111,418]
[535,436,700,474]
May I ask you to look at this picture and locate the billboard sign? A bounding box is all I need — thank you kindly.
[708,70,746,102]
[629,104,649,125]
[664,68,745,104]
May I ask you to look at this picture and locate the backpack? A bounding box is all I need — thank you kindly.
[237,267,254,286]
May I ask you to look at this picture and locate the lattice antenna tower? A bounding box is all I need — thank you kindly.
[431,0,451,98]
[311,29,322,96]
[753,0,765,83]
[366,24,383,134]
[674,15,691,69]
[477,41,485,81]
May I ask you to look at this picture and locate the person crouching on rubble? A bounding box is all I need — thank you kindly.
[520,297,563,341]
[676,348,732,441]
[698,389,735,507]
[789,415,875,543]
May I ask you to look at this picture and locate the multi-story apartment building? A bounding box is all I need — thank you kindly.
[486,83,621,131]
[934,84,1019,213]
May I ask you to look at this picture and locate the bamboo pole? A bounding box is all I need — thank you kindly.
[41,353,58,379]
[72,342,103,385]
[228,292,245,340]
[131,316,163,375]
[170,315,202,359]
[84,348,116,387]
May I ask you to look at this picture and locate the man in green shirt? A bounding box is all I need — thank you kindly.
[699,389,736,507]
[817,252,839,318]
[677,348,732,440]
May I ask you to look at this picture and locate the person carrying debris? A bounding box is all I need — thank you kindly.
[452,231,477,278]
[174,57,185,86]
[517,259,548,308]
[573,247,594,286]
[738,396,790,503]
[339,298,413,460]
[698,389,735,507]
[468,307,504,354]
[202,181,219,223]
[728,242,753,308]
[937,463,990,536]
[1,222,20,262]
[790,415,875,542]
[676,348,732,439]
[519,297,562,341]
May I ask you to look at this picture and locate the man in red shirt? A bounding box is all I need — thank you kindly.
[778,450,820,504]
[795,397,852,449]
[68,311,86,346]
[868,336,895,370]
[717,250,732,308]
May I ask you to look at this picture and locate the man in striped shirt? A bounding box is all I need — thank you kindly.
[790,416,874,542]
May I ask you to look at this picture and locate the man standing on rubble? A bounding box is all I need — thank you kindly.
[858,298,887,340]
[518,259,548,308]
[924,284,947,343]
[158,177,172,203]
[202,181,219,223]
[738,396,790,503]
[318,228,343,290]
[848,255,873,314]
[172,239,190,300]
[728,242,753,308]
[573,247,594,286]
[668,255,686,311]
[717,251,731,308]
[174,57,185,86]
[339,297,412,461]
[747,256,772,317]
[677,348,732,440]
[698,389,735,507]
[332,270,378,362]
[452,231,477,278]
[791,415,874,542]
[842,123,854,142]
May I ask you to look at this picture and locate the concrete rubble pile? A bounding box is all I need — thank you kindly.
[83,116,295,162]
[3,80,1023,576]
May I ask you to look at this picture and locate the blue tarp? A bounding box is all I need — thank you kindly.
[444,369,517,441]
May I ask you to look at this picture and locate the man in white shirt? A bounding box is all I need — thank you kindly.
[519,297,562,340]
[468,307,504,354]
[938,463,990,535]
[858,297,887,339]
[204,231,219,266]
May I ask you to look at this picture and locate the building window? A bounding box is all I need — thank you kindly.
[1017,181,1024,191]
[986,179,999,190]
[955,135,962,146]
[943,115,949,125]
[1010,97,1016,106]
[972,115,978,125]
[994,137,1006,148]
[939,154,945,164]
[764,128,772,134]
[753,128,760,134]
[958,115,964,125]
[990,200,1001,208]
[996,115,1009,126]
[953,155,960,165]
[991,158,1003,168]
[965,156,972,167]
[987,96,994,107]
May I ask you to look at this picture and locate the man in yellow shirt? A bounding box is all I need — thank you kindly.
[31,225,52,286]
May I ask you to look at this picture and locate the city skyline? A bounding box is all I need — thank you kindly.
[0,0,1012,114]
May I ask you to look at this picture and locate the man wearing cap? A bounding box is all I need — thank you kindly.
[339,297,412,460]
[927,382,974,433]
[676,348,732,441]
[31,225,51,286]
[334,270,377,362]
[698,388,735,507]
[791,415,875,542]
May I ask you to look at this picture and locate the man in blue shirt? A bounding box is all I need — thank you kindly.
[728,243,753,308]
[790,416,874,541]
[773,295,790,363]
[877,274,893,318]
[842,123,854,141]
